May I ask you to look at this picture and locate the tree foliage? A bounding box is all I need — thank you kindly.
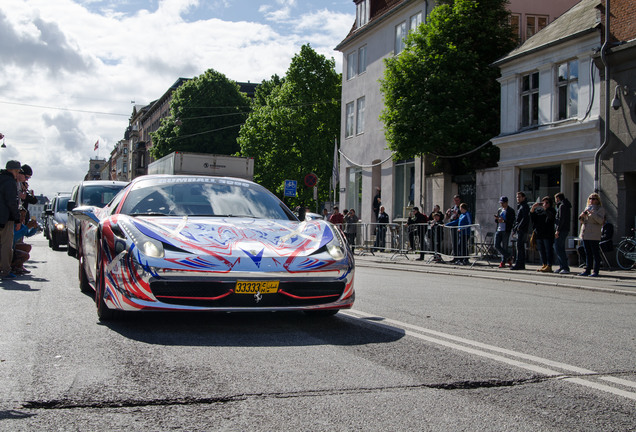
[380,0,517,172]
[150,69,250,159]
[238,44,341,208]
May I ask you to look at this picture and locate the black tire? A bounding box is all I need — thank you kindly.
[79,256,92,294]
[51,233,60,251]
[304,309,339,317]
[616,240,636,270]
[96,244,116,321]
[67,228,80,259]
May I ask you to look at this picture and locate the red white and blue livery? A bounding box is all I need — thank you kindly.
[74,175,355,320]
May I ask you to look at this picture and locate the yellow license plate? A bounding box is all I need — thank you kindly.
[235,280,279,294]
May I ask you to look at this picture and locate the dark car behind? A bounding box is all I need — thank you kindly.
[45,194,71,250]
[66,180,128,257]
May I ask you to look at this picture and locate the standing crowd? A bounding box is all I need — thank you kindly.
[322,186,613,277]
[0,160,38,279]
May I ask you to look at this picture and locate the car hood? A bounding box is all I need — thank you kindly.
[116,215,340,259]
[53,212,68,223]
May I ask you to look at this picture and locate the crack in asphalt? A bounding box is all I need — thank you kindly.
[18,371,635,410]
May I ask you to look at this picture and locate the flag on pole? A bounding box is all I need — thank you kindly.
[94,140,99,151]
[332,139,339,190]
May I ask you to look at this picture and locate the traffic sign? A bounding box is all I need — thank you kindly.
[304,173,318,188]
[284,180,297,197]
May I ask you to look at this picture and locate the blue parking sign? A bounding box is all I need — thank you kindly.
[284,180,297,197]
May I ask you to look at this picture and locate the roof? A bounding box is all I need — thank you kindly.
[494,0,601,66]
[335,0,413,51]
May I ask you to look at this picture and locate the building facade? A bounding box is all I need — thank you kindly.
[484,0,602,236]
[335,0,580,225]
[596,0,636,237]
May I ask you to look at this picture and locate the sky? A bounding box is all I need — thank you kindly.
[0,0,355,200]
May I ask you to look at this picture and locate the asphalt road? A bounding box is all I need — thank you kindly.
[1,235,635,431]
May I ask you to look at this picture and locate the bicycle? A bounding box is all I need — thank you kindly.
[616,228,636,270]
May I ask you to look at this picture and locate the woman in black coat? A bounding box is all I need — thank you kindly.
[530,196,556,273]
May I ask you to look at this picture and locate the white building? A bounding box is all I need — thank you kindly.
[481,0,601,234]
[335,0,580,225]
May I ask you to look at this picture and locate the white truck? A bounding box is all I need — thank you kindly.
[147,152,254,180]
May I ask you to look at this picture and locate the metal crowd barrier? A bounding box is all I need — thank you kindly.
[336,222,493,266]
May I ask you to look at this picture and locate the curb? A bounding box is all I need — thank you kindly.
[354,255,636,297]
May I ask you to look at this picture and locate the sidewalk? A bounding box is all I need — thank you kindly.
[353,250,636,297]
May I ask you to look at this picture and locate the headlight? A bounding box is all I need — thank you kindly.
[119,220,164,258]
[55,223,66,231]
[326,225,346,260]
[327,240,345,260]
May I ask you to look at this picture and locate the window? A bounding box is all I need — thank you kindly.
[526,15,548,39]
[347,167,362,215]
[557,60,578,120]
[356,97,366,135]
[410,12,422,31]
[347,51,357,80]
[356,0,369,28]
[519,166,561,203]
[395,21,407,54]
[394,159,415,220]
[358,45,367,74]
[520,72,539,128]
[345,102,355,138]
[510,14,521,41]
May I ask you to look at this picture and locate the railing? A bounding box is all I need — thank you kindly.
[332,222,495,266]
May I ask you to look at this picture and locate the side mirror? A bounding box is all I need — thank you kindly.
[67,200,76,212]
[71,206,100,226]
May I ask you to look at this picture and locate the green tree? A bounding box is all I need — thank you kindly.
[150,69,250,159]
[380,0,517,172]
[238,44,341,208]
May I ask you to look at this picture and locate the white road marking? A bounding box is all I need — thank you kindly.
[342,309,636,401]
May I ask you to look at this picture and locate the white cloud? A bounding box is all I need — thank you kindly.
[0,0,353,200]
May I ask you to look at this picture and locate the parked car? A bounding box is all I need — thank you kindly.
[72,175,355,321]
[66,180,128,257]
[45,194,71,250]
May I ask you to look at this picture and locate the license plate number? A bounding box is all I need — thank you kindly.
[235,281,279,294]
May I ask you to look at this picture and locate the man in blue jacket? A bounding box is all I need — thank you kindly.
[446,203,472,265]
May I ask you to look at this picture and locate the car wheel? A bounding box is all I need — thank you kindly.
[96,244,116,321]
[51,234,60,251]
[67,244,76,257]
[79,256,92,294]
[304,309,339,317]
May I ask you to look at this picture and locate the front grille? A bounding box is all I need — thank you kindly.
[149,280,346,307]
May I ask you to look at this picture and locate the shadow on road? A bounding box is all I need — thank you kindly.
[99,310,405,347]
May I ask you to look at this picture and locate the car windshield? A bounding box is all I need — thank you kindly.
[120,177,296,220]
[81,184,127,207]
[55,197,69,212]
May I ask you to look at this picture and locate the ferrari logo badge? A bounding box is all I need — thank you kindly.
[254,292,262,303]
